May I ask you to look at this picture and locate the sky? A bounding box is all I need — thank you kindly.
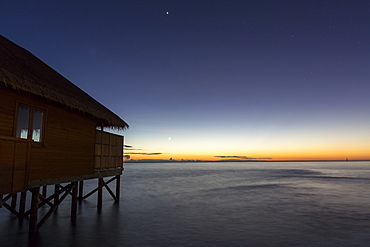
[1,0,370,161]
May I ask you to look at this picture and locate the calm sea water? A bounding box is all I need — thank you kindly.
[1,161,370,247]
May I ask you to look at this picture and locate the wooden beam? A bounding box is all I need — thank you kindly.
[102,180,118,201]
[42,186,47,197]
[0,193,20,216]
[81,187,99,200]
[115,175,120,201]
[54,184,60,211]
[71,182,78,222]
[0,194,13,207]
[29,187,40,233]
[100,127,104,170]
[11,193,17,208]
[24,184,69,216]
[19,191,27,218]
[38,194,54,208]
[98,178,103,210]
[104,176,117,185]
[37,183,73,229]
[2,202,19,217]
[78,180,84,200]
[82,177,111,200]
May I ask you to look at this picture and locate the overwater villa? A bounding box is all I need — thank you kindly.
[0,35,128,233]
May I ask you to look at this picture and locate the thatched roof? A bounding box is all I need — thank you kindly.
[0,35,128,129]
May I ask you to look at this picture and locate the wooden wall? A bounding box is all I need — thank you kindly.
[95,131,123,170]
[0,137,30,194]
[0,86,96,186]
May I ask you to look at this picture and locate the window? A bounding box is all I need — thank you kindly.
[16,106,30,139]
[32,109,43,142]
[16,105,45,143]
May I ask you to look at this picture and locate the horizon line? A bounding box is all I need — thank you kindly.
[125,159,370,163]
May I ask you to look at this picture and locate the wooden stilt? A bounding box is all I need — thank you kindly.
[19,191,27,218]
[42,186,47,198]
[71,182,78,222]
[11,193,17,209]
[29,187,40,233]
[115,175,121,201]
[98,178,103,210]
[0,174,124,233]
[54,184,60,209]
[78,180,84,200]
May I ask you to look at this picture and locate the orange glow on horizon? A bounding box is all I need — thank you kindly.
[125,133,370,162]
[126,151,370,162]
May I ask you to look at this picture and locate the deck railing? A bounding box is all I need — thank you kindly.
[94,131,123,171]
[0,136,31,195]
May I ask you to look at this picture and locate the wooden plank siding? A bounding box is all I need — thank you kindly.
[0,137,30,194]
[95,131,123,170]
[1,86,98,191]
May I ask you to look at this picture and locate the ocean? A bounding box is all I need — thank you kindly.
[1,161,370,246]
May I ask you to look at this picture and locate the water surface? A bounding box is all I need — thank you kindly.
[1,161,370,246]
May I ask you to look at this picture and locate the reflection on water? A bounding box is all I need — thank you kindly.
[1,161,370,246]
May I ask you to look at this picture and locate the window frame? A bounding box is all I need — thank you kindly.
[14,103,46,147]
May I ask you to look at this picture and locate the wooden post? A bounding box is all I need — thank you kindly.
[100,128,104,170]
[19,191,27,218]
[98,178,103,210]
[11,193,17,209]
[78,180,84,200]
[71,182,78,222]
[29,187,40,233]
[115,175,121,201]
[42,186,47,198]
[54,184,60,207]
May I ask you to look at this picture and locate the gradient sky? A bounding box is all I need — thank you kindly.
[2,1,369,161]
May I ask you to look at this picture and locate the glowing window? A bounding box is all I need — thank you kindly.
[16,105,44,143]
[16,106,30,139]
[32,110,43,142]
